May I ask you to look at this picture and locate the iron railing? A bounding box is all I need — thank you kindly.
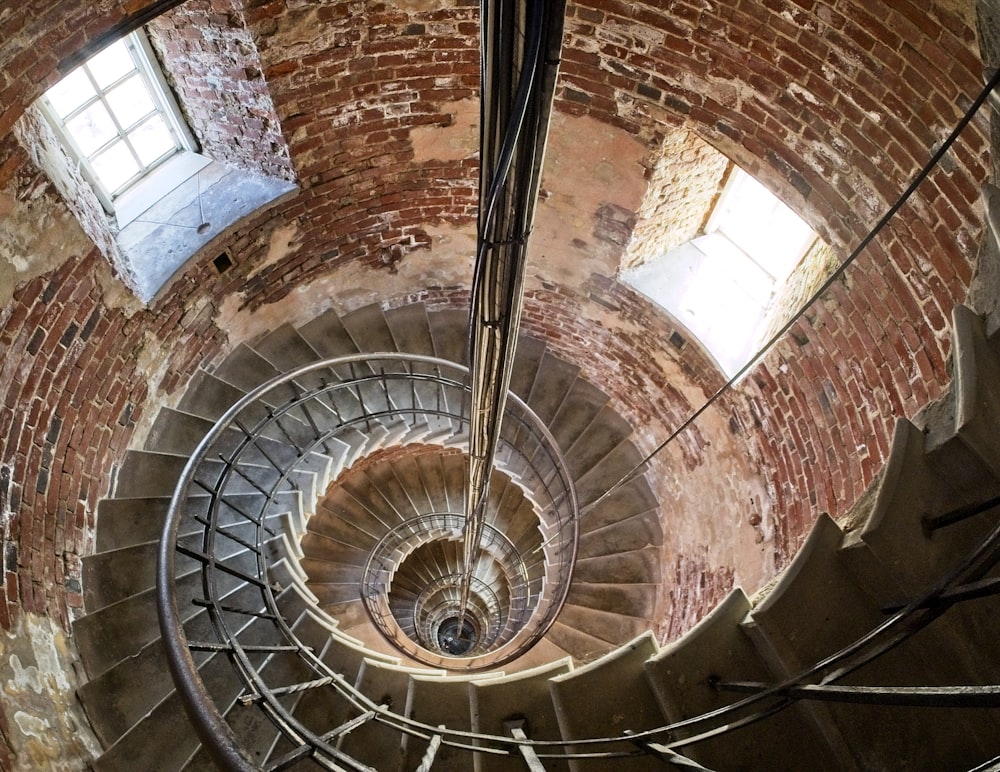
[157,352,581,769]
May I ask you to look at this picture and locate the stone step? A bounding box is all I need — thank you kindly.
[93,631,259,772]
[385,301,436,356]
[564,405,633,482]
[338,659,447,770]
[572,437,649,509]
[74,548,260,680]
[556,603,650,647]
[83,520,261,612]
[401,674,481,771]
[176,369,247,421]
[548,377,611,457]
[576,508,662,558]
[933,305,1000,482]
[427,308,468,365]
[549,632,664,772]
[252,322,324,374]
[750,512,1000,769]
[470,657,574,772]
[507,334,548,404]
[565,581,659,620]
[544,621,616,664]
[300,528,374,565]
[342,302,398,354]
[860,419,994,594]
[644,587,836,770]
[572,547,660,585]
[297,308,362,359]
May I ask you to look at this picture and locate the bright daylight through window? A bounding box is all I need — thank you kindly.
[40,31,196,212]
[623,167,817,377]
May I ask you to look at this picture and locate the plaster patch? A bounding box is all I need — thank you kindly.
[215,221,475,347]
[0,614,100,770]
[0,177,93,308]
[410,98,479,162]
[12,712,48,737]
[248,220,302,280]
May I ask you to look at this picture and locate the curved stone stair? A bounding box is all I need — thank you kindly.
[73,294,1000,769]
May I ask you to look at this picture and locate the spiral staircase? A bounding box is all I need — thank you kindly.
[70,250,1000,769]
[65,1,1000,765]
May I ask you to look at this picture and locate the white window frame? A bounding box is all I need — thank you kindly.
[39,29,197,213]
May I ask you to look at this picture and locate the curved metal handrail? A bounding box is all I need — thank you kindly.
[157,352,579,768]
[361,512,538,667]
[156,350,1000,770]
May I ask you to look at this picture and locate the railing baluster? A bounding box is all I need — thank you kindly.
[240,676,334,705]
[193,516,261,554]
[191,598,275,620]
[415,726,445,772]
[504,720,546,772]
[882,576,1000,613]
[630,737,716,771]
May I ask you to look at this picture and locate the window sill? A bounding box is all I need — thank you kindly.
[115,156,296,303]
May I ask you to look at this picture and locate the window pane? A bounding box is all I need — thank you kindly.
[106,75,156,130]
[91,141,140,192]
[86,40,136,90]
[66,101,119,156]
[45,68,95,118]
[129,115,176,167]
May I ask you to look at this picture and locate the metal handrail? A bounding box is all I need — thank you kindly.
[157,352,579,768]
[156,346,1000,768]
[361,512,539,667]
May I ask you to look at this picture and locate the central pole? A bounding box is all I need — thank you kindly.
[457,0,565,633]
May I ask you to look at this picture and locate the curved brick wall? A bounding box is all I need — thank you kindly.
[0,2,994,761]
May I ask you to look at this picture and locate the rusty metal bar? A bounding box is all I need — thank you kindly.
[504,720,547,772]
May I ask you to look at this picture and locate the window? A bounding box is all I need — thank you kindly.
[22,22,297,303]
[40,31,197,212]
[622,167,817,377]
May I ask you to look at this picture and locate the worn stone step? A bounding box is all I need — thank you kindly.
[577,508,662,558]
[297,309,362,359]
[385,302,436,356]
[549,378,611,455]
[556,603,650,647]
[549,632,664,772]
[341,302,398,354]
[83,521,261,611]
[470,657,573,772]
[176,369,248,421]
[93,644,248,772]
[565,582,659,620]
[427,308,469,366]
[544,621,616,664]
[572,547,659,585]
[300,529,374,565]
[507,334,548,404]
[523,351,580,429]
[572,437,648,508]
[74,548,260,680]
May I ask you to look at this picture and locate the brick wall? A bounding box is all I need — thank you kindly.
[621,129,731,271]
[147,0,297,183]
[0,138,234,632]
